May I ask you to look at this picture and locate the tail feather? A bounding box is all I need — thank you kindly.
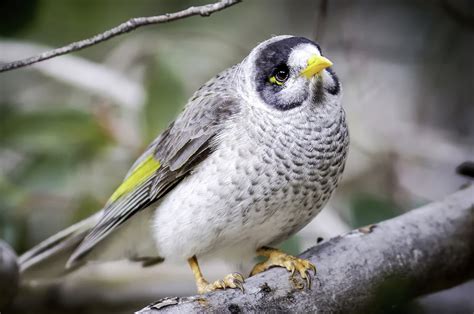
[19,207,160,281]
[19,212,101,280]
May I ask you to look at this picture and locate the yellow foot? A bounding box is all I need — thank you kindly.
[187,256,245,294]
[250,247,316,288]
[196,273,245,294]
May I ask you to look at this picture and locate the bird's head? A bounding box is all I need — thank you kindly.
[240,36,341,113]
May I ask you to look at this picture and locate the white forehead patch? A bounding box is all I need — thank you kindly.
[287,43,321,69]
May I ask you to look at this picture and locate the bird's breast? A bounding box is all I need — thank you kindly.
[236,107,349,242]
[152,108,348,260]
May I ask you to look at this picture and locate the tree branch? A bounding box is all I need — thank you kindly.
[0,0,241,73]
[0,240,19,310]
[138,185,474,313]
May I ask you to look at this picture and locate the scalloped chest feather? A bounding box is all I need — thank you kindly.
[152,103,349,261]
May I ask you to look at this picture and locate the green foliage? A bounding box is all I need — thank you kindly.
[143,57,185,141]
[349,193,400,227]
[0,0,39,36]
[73,194,104,221]
[0,176,28,250]
[0,105,111,190]
[0,104,112,250]
[0,106,109,150]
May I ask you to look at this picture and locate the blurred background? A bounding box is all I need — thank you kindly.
[1,0,473,313]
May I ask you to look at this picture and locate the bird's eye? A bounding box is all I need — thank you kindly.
[269,65,289,86]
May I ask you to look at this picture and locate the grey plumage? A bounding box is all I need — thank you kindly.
[20,35,349,284]
[66,65,241,266]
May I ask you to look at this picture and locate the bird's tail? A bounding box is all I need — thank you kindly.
[19,212,101,281]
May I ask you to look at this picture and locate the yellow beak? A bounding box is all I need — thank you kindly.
[300,55,333,78]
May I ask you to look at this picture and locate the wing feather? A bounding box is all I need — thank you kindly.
[67,66,240,266]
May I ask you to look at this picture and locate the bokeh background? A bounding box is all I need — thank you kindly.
[1,0,473,313]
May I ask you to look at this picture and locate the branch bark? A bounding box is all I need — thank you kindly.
[0,240,19,310]
[138,185,474,313]
[0,0,241,73]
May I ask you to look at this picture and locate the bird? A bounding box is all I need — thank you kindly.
[19,35,349,294]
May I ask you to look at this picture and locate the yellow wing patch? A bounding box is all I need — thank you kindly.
[108,155,161,203]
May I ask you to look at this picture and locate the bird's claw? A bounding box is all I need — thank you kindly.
[197,272,245,294]
[250,248,316,289]
[282,255,316,289]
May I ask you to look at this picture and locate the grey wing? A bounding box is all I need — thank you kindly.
[67,68,241,267]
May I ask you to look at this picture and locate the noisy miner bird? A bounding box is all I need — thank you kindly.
[20,35,349,294]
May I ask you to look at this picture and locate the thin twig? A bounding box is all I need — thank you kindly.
[0,0,241,73]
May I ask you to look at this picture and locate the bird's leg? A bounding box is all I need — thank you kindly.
[187,256,245,294]
[250,246,316,288]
